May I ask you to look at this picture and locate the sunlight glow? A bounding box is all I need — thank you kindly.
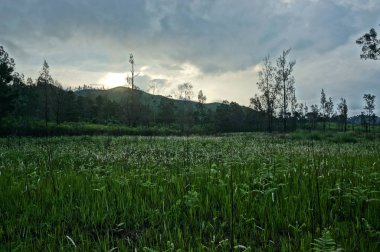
[98,72,127,88]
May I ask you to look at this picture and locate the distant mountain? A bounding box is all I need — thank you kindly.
[348,115,380,124]
[75,86,233,112]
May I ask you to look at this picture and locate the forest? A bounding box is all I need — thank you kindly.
[0,43,378,137]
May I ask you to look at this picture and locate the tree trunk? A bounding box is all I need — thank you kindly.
[44,84,48,129]
[283,81,286,132]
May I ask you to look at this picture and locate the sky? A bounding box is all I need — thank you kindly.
[1,0,379,115]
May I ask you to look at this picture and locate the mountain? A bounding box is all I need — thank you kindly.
[348,115,380,124]
[75,86,233,112]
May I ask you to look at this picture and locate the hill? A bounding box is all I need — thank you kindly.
[75,86,238,112]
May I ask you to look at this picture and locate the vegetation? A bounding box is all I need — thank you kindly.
[0,25,379,251]
[356,26,380,60]
[0,134,379,251]
[0,45,378,136]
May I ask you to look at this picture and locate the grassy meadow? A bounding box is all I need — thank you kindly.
[0,133,379,251]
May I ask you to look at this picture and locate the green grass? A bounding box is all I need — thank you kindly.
[0,119,183,136]
[0,134,379,251]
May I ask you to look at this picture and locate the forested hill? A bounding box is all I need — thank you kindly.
[1,78,267,135]
[75,86,222,112]
[71,85,262,132]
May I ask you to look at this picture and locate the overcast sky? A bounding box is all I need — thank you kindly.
[1,0,379,114]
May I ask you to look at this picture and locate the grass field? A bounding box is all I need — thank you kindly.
[0,134,379,251]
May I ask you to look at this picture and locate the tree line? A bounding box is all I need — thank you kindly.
[0,48,261,135]
[0,26,378,136]
[251,48,377,133]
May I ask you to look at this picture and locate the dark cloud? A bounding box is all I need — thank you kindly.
[0,0,379,114]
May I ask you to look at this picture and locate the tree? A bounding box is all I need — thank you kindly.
[360,112,366,131]
[197,90,206,105]
[196,90,207,127]
[325,97,334,129]
[127,54,135,90]
[37,60,53,128]
[320,89,327,131]
[125,53,141,126]
[176,82,194,132]
[276,49,296,132]
[250,94,263,112]
[147,80,162,125]
[297,103,305,128]
[337,98,348,132]
[214,101,245,132]
[0,46,15,86]
[177,82,194,101]
[308,104,319,130]
[52,80,65,124]
[289,86,298,130]
[158,97,176,125]
[356,27,380,60]
[363,94,376,132]
[252,55,279,132]
[26,77,34,86]
[320,89,334,131]
[0,46,16,118]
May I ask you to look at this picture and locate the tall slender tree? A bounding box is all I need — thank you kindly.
[147,79,163,125]
[127,54,135,90]
[196,90,207,128]
[320,89,327,131]
[363,94,376,132]
[289,86,298,130]
[276,49,296,132]
[325,97,334,130]
[176,82,194,132]
[252,55,279,132]
[337,98,348,132]
[125,53,141,126]
[37,60,53,128]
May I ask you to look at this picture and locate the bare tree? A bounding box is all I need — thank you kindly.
[127,54,135,90]
[252,55,279,132]
[148,79,164,96]
[124,53,141,126]
[337,98,348,132]
[276,49,296,132]
[177,82,194,101]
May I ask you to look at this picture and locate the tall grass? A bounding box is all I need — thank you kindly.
[0,134,379,251]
